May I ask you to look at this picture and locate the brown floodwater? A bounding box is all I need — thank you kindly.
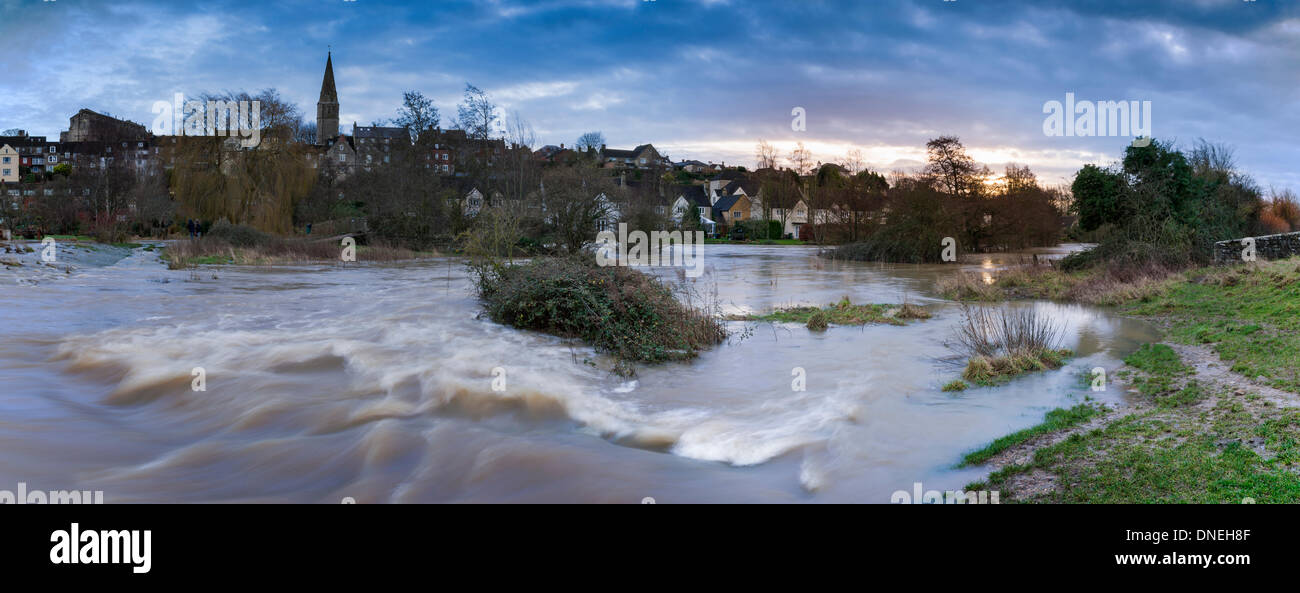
[0,242,1158,502]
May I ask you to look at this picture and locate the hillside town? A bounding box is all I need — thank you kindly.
[0,52,1073,252]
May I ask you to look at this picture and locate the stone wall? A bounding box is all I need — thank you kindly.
[1214,231,1300,264]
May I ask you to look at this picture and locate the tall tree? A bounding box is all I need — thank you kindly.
[456,84,498,141]
[788,142,813,176]
[576,131,605,153]
[755,139,779,170]
[923,136,988,198]
[394,90,440,144]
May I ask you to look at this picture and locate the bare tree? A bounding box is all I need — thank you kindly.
[394,90,440,144]
[576,131,605,154]
[502,111,539,204]
[755,139,779,170]
[1002,163,1038,194]
[843,148,866,175]
[456,84,498,141]
[542,164,615,253]
[788,141,813,176]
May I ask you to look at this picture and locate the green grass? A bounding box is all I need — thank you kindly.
[960,403,1103,467]
[727,297,930,327]
[40,234,95,242]
[974,397,1300,503]
[1125,259,1300,393]
[1122,343,1193,397]
[959,258,1300,502]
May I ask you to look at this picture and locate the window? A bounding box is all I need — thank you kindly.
[338,154,346,163]
[1,169,9,176]
[49,146,55,153]
[1,157,8,164]
[138,142,143,148]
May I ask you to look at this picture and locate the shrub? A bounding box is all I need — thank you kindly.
[942,379,969,392]
[949,304,1071,385]
[806,310,829,331]
[473,255,727,365]
[206,220,273,248]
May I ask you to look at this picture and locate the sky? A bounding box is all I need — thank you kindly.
[1,0,1297,190]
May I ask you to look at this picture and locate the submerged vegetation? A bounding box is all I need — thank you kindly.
[471,255,726,367]
[728,297,931,328]
[947,305,1071,386]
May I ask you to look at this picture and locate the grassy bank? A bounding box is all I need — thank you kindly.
[960,403,1104,467]
[943,257,1300,391]
[727,297,930,329]
[162,224,429,268]
[957,257,1300,502]
[935,262,1170,306]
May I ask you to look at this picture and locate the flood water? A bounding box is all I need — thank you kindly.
[0,243,1158,503]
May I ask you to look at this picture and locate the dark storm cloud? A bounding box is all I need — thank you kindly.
[0,0,1295,188]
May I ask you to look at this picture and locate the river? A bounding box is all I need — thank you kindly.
[0,242,1157,503]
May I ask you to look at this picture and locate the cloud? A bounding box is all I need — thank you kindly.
[0,0,1295,192]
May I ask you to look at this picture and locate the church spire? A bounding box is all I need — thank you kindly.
[316,51,340,142]
[319,51,338,103]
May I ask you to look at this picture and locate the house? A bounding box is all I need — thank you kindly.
[59,109,149,143]
[599,143,668,169]
[704,169,748,203]
[306,135,358,180]
[353,123,408,171]
[669,184,717,235]
[771,199,810,238]
[534,144,578,165]
[0,145,18,183]
[676,160,711,173]
[463,188,485,217]
[712,193,752,232]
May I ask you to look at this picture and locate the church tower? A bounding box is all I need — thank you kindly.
[316,51,340,142]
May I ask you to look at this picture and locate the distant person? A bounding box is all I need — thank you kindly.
[186,219,195,238]
[306,222,312,235]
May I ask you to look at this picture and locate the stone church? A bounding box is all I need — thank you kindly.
[307,52,408,181]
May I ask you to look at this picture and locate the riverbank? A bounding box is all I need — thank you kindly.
[0,239,142,285]
[957,257,1300,502]
[162,235,433,268]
